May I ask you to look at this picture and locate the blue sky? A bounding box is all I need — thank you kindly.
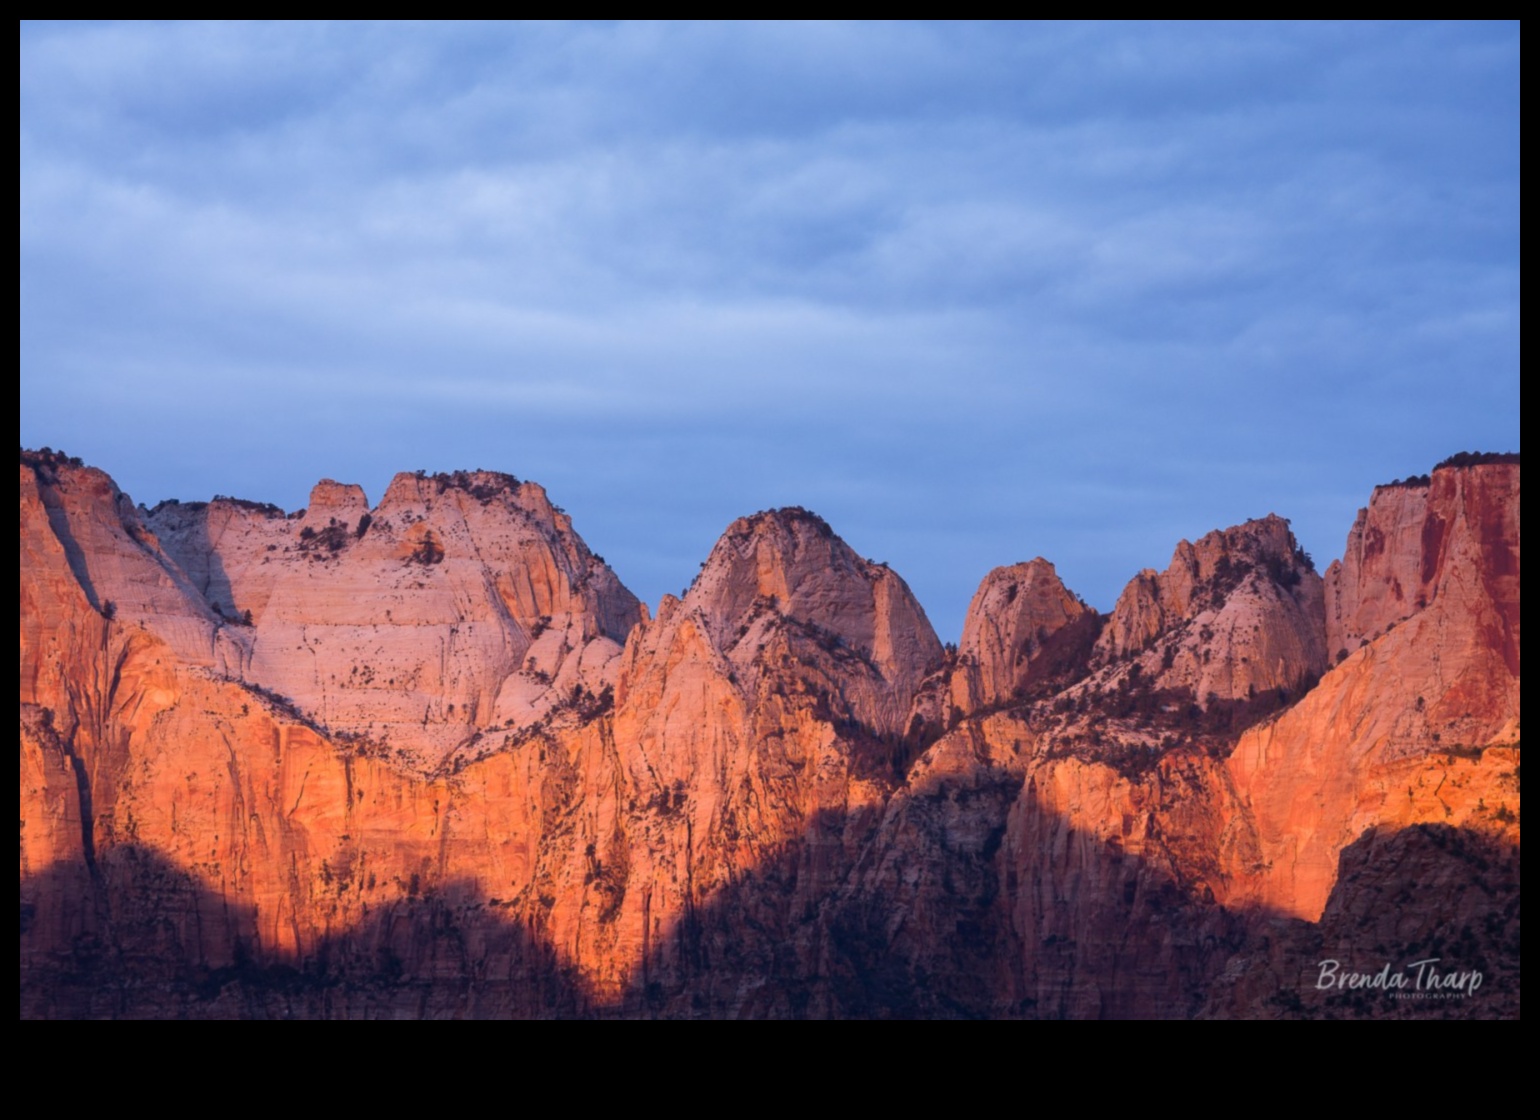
[20,21,1520,637]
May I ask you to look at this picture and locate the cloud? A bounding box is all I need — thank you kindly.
[21,21,1520,636]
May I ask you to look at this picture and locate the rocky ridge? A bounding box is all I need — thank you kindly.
[141,468,642,767]
[19,448,1521,1018]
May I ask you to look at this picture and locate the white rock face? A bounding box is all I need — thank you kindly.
[956,557,1096,711]
[147,469,643,766]
[1093,514,1327,703]
[673,508,944,735]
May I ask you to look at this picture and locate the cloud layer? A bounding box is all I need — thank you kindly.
[21,21,1520,635]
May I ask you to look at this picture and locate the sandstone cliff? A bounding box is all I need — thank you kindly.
[952,557,1099,714]
[1091,513,1327,703]
[19,448,1520,1018]
[1224,459,1521,922]
[143,468,643,768]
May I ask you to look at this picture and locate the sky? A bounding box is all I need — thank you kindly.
[20,21,1520,638]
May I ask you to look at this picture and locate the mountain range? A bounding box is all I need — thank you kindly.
[19,448,1520,1018]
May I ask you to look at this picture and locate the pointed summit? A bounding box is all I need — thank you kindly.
[680,507,943,734]
[956,558,1099,711]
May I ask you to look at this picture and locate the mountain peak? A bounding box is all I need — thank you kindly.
[126,464,645,767]
[956,557,1099,711]
[680,505,942,733]
[725,505,837,541]
[1086,514,1326,712]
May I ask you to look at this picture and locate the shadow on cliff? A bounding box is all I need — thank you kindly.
[603,761,1247,1019]
[193,520,238,621]
[20,810,1520,1019]
[20,844,593,1019]
[26,452,108,614]
[602,763,1521,1019]
[1212,822,1521,1020]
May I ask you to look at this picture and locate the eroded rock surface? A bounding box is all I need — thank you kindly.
[19,449,1520,1018]
[144,469,642,767]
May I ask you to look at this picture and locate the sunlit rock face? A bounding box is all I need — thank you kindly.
[1325,460,1520,680]
[1223,459,1521,922]
[674,507,944,733]
[143,468,644,768]
[1092,513,1328,703]
[19,448,1520,1018]
[953,557,1099,714]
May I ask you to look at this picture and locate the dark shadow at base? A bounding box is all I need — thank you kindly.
[20,810,1520,1019]
[1213,823,1521,1020]
[21,845,590,1019]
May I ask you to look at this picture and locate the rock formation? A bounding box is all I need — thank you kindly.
[1224,459,1520,922]
[141,469,642,768]
[18,448,1520,1018]
[952,557,1099,714]
[1092,514,1327,703]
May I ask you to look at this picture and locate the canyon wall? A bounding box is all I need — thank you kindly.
[19,449,1520,1017]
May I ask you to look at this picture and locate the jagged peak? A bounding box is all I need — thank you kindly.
[19,447,116,500]
[376,468,563,528]
[1095,513,1322,678]
[379,470,455,510]
[956,556,1100,712]
[974,556,1074,597]
[1169,516,1314,599]
[693,506,897,616]
[1180,513,1305,566]
[425,468,524,500]
[964,557,1087,620]
[961,559,1091,652]
[1018,555,1061,577]
[19,446,85,473]
[676,505,942,720]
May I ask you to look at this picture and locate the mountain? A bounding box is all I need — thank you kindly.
[18,448,1520,1018]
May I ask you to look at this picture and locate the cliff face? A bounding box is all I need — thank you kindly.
[18,449,1520,1018]
[1092,514,1327,704]
[142,469,643,768]
[953,558,1098,714]
[1224,462,1521,922]
[1325,463,1520,692]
